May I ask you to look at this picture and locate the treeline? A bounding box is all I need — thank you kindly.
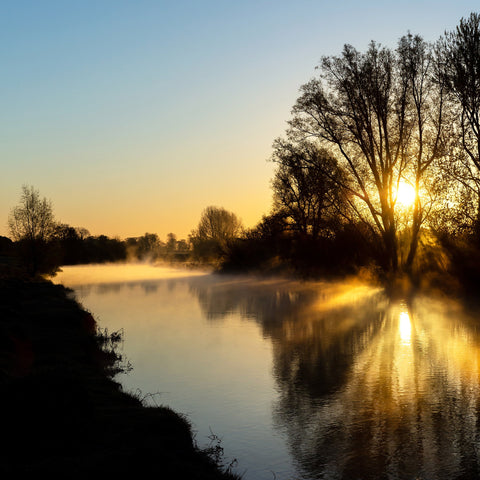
[1,188,194,276]
[2,186,246,276]
[221,215,378,279]
[0,229,196,276]
[125,232,190,262]
[0,223,128,275]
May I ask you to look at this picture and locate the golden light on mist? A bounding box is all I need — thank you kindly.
[51,264,209,286]
[396,180,416,208]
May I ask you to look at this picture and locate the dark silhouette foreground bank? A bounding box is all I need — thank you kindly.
[0,273,239,479]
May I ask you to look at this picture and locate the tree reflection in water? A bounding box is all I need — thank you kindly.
[55,267,480,480]
[187,276,480,479]
[272,297,480,480]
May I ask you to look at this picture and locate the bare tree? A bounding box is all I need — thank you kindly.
[271,138,345,239]
[8,185,57,274]
[439,12,480,232]
[190,206,243,262]
[289,35,445,272]
[193,206,242,243]
[8,185,55,242]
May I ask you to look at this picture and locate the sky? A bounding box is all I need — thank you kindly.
[2,0,479,241]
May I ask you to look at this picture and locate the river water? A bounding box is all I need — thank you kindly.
[53,264,480,480]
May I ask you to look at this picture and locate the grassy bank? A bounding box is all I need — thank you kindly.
[0,273,240,479]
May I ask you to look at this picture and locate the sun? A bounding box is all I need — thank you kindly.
[396,180,416,208]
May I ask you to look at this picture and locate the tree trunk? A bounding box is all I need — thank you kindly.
[405,226,419,273]
[383,227,399,273]
[405,196,421,273]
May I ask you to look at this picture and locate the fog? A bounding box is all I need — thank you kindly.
[52,262,210,286]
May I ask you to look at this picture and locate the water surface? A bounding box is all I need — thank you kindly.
[53,264,480,479]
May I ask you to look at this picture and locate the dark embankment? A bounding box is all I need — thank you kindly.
[0,274,239,479]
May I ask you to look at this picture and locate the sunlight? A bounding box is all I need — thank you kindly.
[396,180,416,208]
[399,310,412,345]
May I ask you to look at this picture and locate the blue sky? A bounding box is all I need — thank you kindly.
[1,0,479,239]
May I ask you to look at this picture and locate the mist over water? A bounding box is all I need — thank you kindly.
[53,262,210,286]
[53,264,480,480]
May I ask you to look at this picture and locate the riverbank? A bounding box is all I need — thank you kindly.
[0,272,240,479]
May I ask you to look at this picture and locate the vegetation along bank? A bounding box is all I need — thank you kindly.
[0,273,239,479]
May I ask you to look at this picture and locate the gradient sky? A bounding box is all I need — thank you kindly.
[2,1,479,241]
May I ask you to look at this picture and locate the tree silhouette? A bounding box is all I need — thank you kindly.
[190,206,243,262]
[136,233,161,260]
[193,206,242,243]
[8,185,57,274]
[440,13,480,235]
[289,35,445,272]
[271,138,345,239]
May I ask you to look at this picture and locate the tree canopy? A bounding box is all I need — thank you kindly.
[288,33,446,272]
[8,185,57,274]
[192,206,243,243]
[8,185,56,244]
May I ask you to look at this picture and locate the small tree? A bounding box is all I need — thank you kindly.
[190,206,243,262]
[194,206,242,243]
[8,185,57,274]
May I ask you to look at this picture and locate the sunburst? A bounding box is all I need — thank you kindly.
[396,180,416,208]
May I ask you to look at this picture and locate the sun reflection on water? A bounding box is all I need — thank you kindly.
[398,309,412,346]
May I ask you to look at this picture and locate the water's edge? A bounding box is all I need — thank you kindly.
[0,274,239,478]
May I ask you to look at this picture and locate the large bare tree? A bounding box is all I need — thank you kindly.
[289,34,445,272]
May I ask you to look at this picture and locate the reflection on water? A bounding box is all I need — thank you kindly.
[399,307,411,345]
[275,297,480,480]
[53,265,480,480]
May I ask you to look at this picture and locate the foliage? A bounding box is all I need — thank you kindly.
[95,326,132,376]
[50,228,127,265]
[221,212,379,278]
[135,232,162,260]
[0,236,14,256]
[221,14,480,280]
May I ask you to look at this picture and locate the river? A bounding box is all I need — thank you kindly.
[52,263,480,480]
